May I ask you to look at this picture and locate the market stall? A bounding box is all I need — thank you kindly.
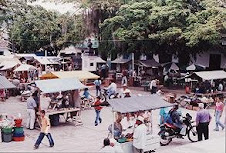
[108,95,175,153]
[13,64,37,82]
[0,76,16,101]
[35,78,86,126]
[39,70,100,84]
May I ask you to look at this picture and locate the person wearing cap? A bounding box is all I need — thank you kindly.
[133,116,147,153]
[120,84,131,98]
[196,103,212,141]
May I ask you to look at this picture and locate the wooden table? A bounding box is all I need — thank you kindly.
[46,108,82,126]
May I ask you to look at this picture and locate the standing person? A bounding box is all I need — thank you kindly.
[94,78,102,96]
[34,110,54,149]
[150,79,157,94]
[106,80,117,98]
[26,93,37,130]
[94,96,103,126]
[119,84,131,98]
[133,116,147,153]
[196,103,212,141]
[218,82,223,91]
[214,97,225,131]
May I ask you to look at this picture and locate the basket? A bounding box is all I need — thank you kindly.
[2,127,13,134]
[13,132,24,137]
[13,136,25,141]
[14,127,24,134]
[2,132,12,142]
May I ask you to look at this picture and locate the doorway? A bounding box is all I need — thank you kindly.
[209,54,221,70]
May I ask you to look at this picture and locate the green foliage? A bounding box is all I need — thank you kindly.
[100,0,226,60]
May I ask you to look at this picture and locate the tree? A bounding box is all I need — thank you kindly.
[100,0,226,64]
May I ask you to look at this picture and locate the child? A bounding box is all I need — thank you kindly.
[34,110,54,149]
[94,96,102,126]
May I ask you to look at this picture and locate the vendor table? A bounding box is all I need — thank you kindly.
[46,108,82,126]
[120,134,160,153]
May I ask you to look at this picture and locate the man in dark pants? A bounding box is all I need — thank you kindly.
[196,103,212,141]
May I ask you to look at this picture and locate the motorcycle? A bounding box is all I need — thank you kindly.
[99,89,119,106]
[158,113,198,146]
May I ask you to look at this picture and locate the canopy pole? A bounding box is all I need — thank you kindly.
[151,110,153,135]
[111,109,115,139]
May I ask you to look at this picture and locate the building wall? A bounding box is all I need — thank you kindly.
[82,55,97,71]
[191,51,226,69]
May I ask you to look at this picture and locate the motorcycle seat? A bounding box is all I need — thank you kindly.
[165,123,177,129]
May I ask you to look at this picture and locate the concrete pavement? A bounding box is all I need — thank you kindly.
[0,89,225,152]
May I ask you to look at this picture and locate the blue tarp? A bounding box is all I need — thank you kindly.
[0,76,16,89]
[35,78,86,93]
[108,95,175,113]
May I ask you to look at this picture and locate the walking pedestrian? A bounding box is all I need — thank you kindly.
[196,103,212,141]
[94,96,103,126]
[214,97,225,131]
[26,93,37,130]
[34,110,54,149]
[94,78,102,96]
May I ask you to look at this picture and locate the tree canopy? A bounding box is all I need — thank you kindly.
[1,0,86,53]
[99,0,226,63]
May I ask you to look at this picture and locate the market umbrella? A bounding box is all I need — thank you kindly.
[14,64,37,72]
[0,76,16,89]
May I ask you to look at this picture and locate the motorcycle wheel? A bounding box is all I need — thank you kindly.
[160,131,172,146]
[188,125,198,142]
[100,94,106,102]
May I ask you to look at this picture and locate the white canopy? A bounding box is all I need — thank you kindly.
[108,95,175,113]
[35,78,86,93]
[186,64,206,71]
[0,61,20,70]
[111,58,130,64]
[14,64,37,72]
[34,56,61,65]
[0,76,16,89]
[169,63,179,71]
[193,70,226,80]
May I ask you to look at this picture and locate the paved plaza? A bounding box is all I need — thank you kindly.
[0,89,225,152]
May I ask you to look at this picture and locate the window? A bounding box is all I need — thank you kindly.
[90,63,94,66]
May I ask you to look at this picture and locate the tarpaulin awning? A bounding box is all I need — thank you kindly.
[40,71,100,81]
[39,73,58,80]
[34,57,61,65]
[0,76,16,89]
[0,61,20,70]
[193,70,226,80]
[52,71,100,81]
[108,95,175,113]
[186,64,206,71]
[35,78,86,93]
[94,57,106,63]
[15,53,36,60]
[111,58,131,64]
[138,59,161,68]
[14,64,37,72]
